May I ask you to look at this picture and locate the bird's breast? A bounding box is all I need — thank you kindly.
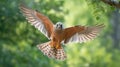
[52,30,64,42]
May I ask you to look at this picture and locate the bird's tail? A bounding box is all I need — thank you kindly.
[37,41,66,60]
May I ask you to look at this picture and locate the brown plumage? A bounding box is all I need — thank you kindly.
[19,4,104,61]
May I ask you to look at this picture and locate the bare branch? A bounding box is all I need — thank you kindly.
[102,0,120,8]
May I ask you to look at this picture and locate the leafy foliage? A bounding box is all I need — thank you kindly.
[0,0,120,67]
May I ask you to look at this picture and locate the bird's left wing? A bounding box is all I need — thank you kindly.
[63,24,104,44]
[19,4,54,39]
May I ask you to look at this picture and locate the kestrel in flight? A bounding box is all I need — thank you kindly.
[19,4,104,61]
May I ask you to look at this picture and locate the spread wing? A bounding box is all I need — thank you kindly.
[63,24,104,44]
[19,4,54,39]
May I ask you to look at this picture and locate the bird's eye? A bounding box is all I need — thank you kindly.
[56,24,58,27]
[60,25,62,28]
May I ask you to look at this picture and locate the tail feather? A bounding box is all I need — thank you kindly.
[55,48,67,60]
[37,42,55,58]
[37,42,67,60]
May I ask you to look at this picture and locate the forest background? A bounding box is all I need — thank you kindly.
[0,0,120,67]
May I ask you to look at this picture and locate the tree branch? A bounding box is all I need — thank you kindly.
[102,0,120,8]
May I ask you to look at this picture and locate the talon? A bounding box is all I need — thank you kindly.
[56,44,61,49]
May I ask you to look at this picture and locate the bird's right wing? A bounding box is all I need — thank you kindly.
[19,4,54,39]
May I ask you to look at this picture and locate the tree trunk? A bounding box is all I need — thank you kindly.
[110,9,120,49]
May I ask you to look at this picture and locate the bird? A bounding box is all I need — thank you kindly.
[19,4,104,61]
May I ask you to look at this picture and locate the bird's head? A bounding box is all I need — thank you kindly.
[55,22,64,30]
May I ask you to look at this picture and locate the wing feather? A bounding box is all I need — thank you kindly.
[63,24,104,44]
[19,4,54,39]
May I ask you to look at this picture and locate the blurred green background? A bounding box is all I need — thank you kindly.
[0,0,120,67]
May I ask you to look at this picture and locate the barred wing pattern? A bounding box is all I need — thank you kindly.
[63,24,104,44]
[19,4,54,39]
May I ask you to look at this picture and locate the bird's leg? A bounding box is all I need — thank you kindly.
[50,41,54,48]
[55,42,61,49]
